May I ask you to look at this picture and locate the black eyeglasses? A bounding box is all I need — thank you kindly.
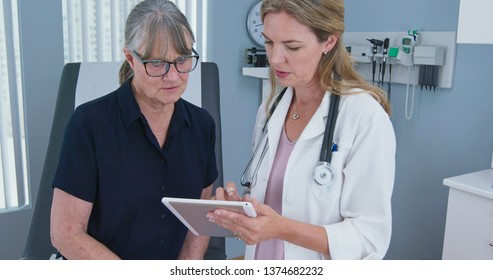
[132,48,199,77]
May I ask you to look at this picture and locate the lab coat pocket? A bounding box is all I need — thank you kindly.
[309,149,348,201]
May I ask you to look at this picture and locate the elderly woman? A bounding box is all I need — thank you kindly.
[50,0,217,259]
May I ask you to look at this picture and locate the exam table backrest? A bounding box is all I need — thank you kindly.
[21,61,225,259]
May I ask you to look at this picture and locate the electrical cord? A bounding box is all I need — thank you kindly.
[405,65,416,120]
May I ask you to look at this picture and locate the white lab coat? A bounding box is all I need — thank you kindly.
[244,87,396,260]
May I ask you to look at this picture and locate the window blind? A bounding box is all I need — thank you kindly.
[62,0,209,63]
[0,0,29,212]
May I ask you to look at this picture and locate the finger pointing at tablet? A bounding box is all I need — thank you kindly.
[215,181,241,201]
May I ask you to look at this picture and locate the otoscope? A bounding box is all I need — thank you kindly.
[381,38,390,88]
[367,39,383,84]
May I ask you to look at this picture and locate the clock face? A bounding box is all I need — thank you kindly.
[246,1,265,46]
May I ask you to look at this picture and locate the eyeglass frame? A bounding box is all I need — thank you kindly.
[131,48,200,77]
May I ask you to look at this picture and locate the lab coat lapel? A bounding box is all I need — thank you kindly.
[266,88,293,171]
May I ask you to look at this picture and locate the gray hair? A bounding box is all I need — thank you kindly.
[119,0,195,84]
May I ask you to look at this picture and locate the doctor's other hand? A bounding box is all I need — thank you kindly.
[213,181,243,201]
[208,201,284,245]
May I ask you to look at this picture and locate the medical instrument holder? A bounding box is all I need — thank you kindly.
[344,31,457,89]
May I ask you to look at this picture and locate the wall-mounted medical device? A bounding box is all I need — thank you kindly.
[344,31,456,89]
[344,31,457,120]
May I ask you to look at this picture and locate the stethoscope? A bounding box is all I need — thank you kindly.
[240,87,340,187]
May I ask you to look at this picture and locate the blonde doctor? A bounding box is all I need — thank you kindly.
[208,0,395,260]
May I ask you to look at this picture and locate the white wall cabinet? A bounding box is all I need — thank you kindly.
[442,169,493,259]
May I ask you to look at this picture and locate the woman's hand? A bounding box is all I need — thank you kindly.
[209,188,329,254]
[212,181,243,201]
[207,199,284,245]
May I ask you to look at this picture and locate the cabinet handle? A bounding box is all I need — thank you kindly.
[490,243,493,247]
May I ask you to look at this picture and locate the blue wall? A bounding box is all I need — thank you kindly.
[212,0,493,259]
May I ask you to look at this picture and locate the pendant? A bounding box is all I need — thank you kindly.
[292,113,300,120]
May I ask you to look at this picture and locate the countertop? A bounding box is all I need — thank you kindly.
[443,168,493,200]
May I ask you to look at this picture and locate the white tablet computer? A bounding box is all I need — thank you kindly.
[161,197,257,237]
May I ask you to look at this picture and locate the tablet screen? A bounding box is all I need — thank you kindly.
[161,197,256,237]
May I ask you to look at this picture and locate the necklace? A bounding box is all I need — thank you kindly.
[292,103,303,120]
[292,93,323,120]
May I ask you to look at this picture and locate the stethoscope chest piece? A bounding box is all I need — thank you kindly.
[313,161,335,186]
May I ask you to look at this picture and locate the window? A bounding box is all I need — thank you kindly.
[0,0,29,212]
[61,0,209,63]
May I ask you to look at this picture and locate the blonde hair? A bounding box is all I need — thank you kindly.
[261,0,391,115]
[118,0,195,84]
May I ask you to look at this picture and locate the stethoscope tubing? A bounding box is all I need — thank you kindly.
[240,88,287,187]
[240,125,268,187]
[319,93,340,163]
[241,87,340,187]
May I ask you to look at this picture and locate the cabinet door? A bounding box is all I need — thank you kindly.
[447,189,493,227]
[443,214,493,260]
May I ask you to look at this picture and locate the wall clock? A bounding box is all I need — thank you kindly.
[246,1,265,46]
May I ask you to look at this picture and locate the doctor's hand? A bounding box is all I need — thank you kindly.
[212,181,243,202]
[207,200,284,245]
